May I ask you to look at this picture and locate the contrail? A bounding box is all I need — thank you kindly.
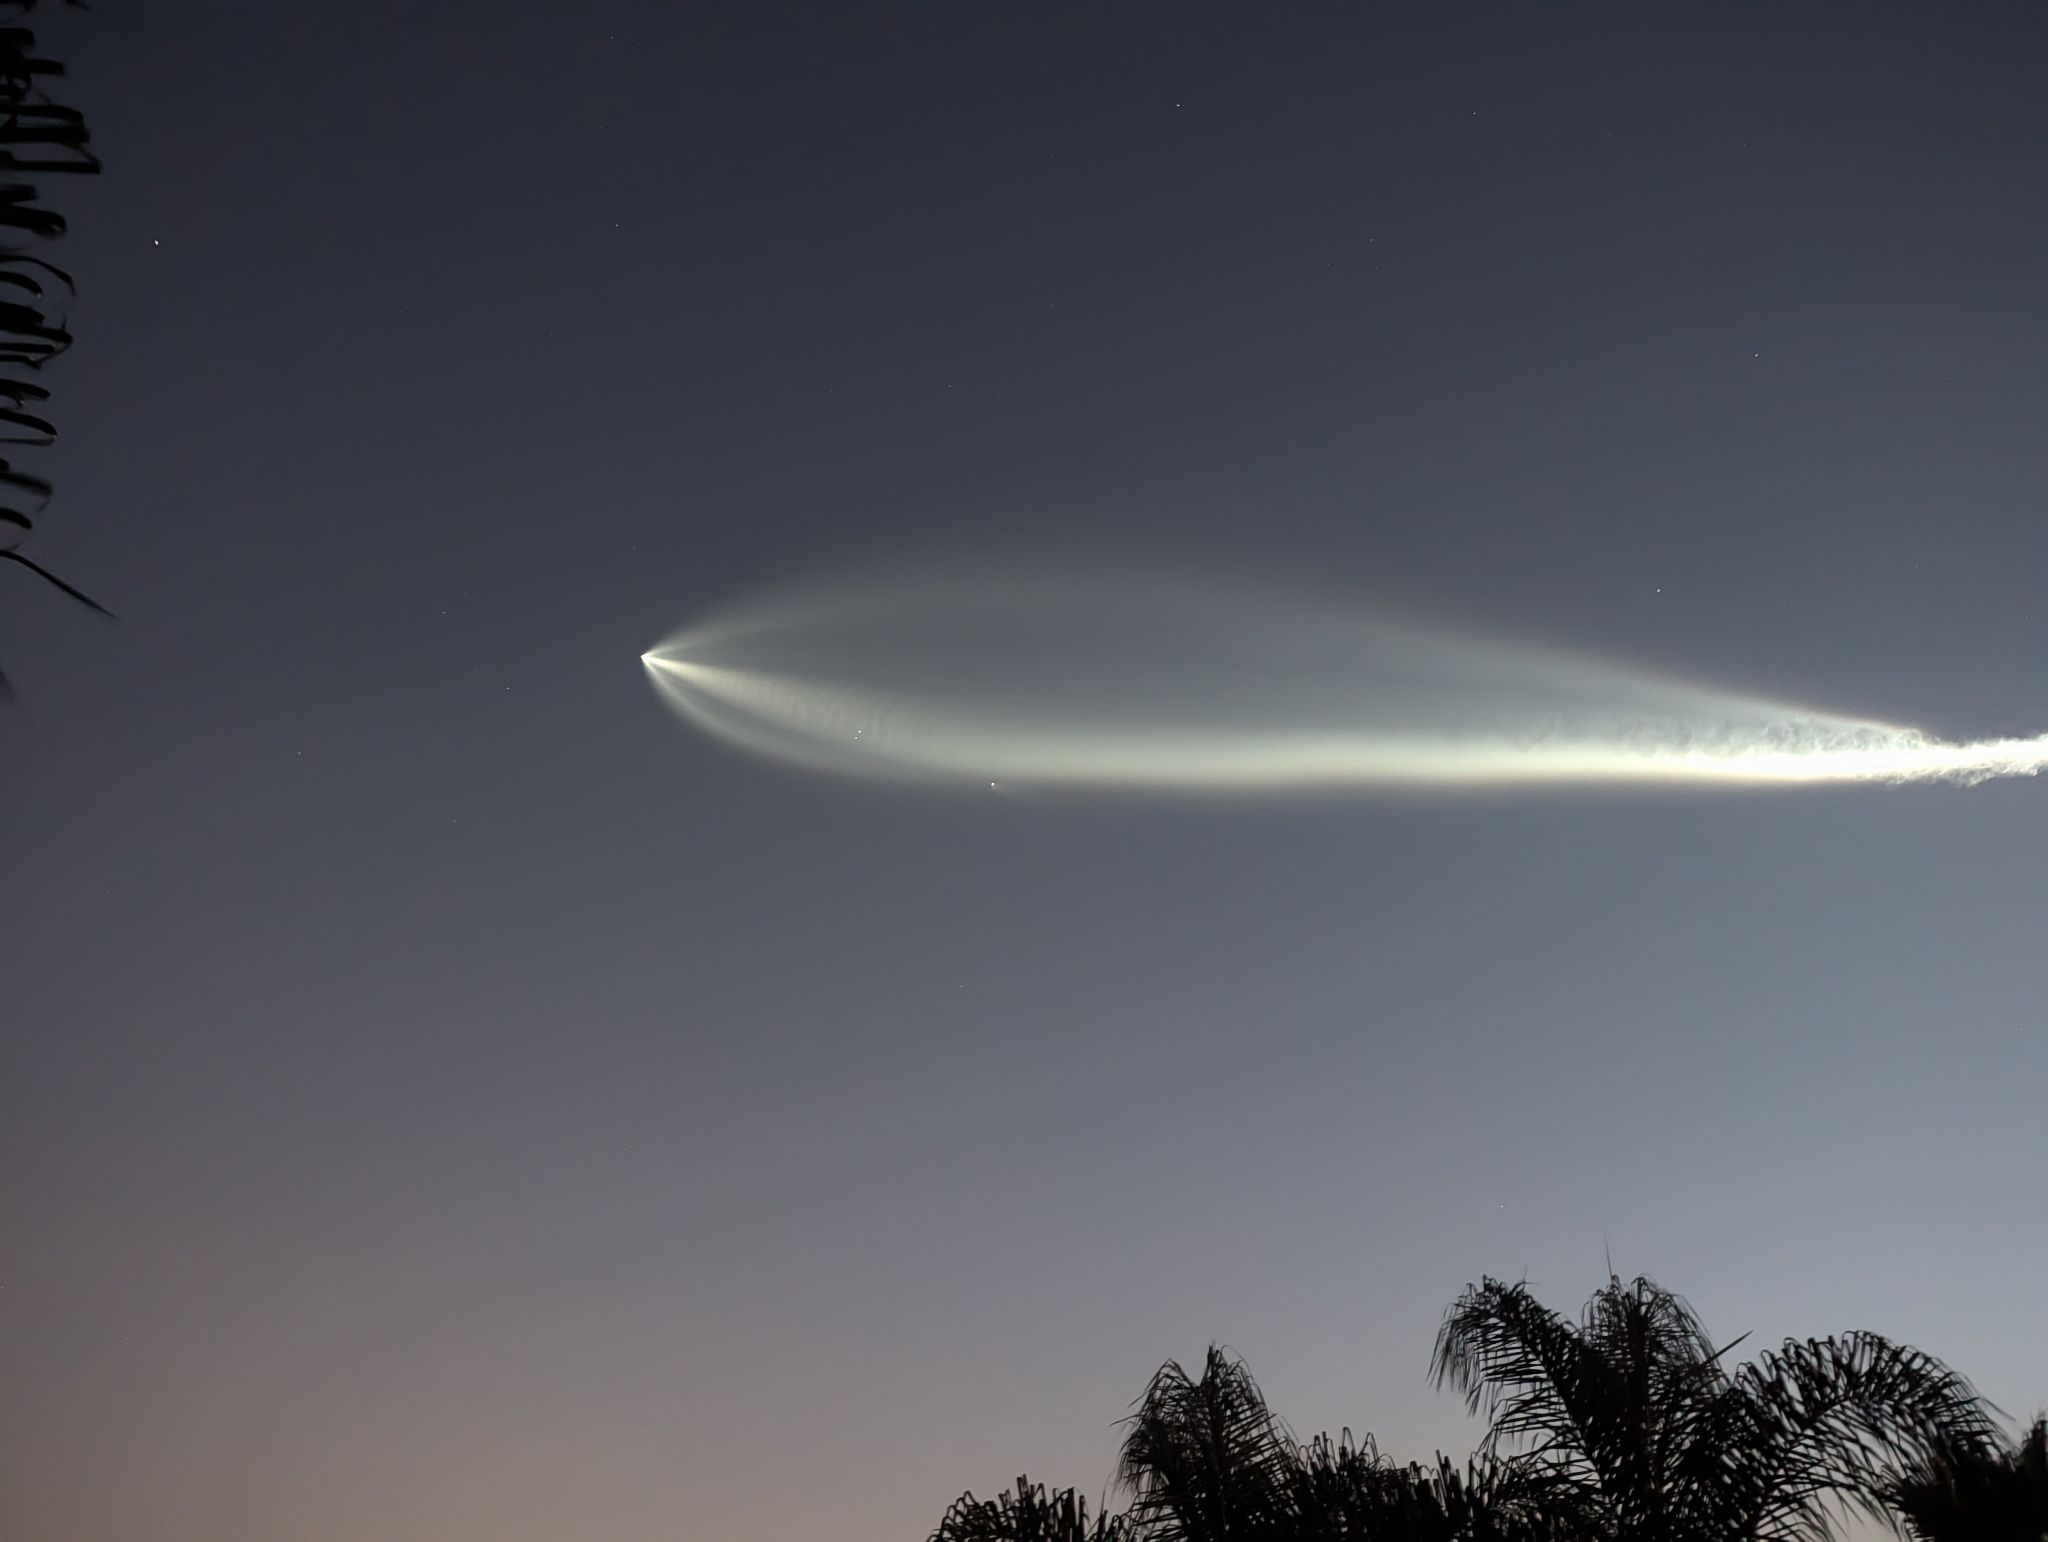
[641,565,2048,793]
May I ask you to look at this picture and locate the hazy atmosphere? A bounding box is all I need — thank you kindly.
[4,5,2045,1541]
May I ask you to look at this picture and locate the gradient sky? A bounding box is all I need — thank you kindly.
[4,5,2046,1540]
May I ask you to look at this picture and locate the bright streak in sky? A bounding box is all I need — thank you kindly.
[641,565,2048,793]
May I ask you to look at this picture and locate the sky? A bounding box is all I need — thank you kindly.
[3,4,2045,1540]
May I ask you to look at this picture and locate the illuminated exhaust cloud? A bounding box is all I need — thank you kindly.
[642,565,2048,793]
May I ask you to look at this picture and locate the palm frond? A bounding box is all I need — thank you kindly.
[1882,1415,2048,1542]
[1430,1277,1611,1489]
[1117,1346,1299,1542]
[1282,1428,1401,1539]
[932,1476,1132,1542]
[1283,1436,1591,1542]
[0,544,110,614]
[1729,1335,2001,1542]
[0,0,104,696]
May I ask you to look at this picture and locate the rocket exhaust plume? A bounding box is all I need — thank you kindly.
[641,564,2048,794]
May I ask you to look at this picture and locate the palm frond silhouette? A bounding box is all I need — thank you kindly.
[1882,1414,2048,1542]
[932,1476,1133,1542]
[0,0,107,700]
[1118,1346,1301,1541]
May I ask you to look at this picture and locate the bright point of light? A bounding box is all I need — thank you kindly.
[639,563,2048,795]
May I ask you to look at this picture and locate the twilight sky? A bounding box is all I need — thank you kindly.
[4,5,2046,1540]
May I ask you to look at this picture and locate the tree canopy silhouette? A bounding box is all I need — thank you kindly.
[1431,1275,2000,1542]
[927,1273,2014,1542]
[1882,1415,2048,1542]
[933,1476,1133,1542]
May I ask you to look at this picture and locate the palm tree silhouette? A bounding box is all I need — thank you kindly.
[1116,1346,1298,1541]
[933,1346,1580,1542]
[1431,1274,1999,1542]
[927,1274,2006,1542]
[1882,1414,2047,1542]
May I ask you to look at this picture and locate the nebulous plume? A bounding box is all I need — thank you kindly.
[642,564,2048,794]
